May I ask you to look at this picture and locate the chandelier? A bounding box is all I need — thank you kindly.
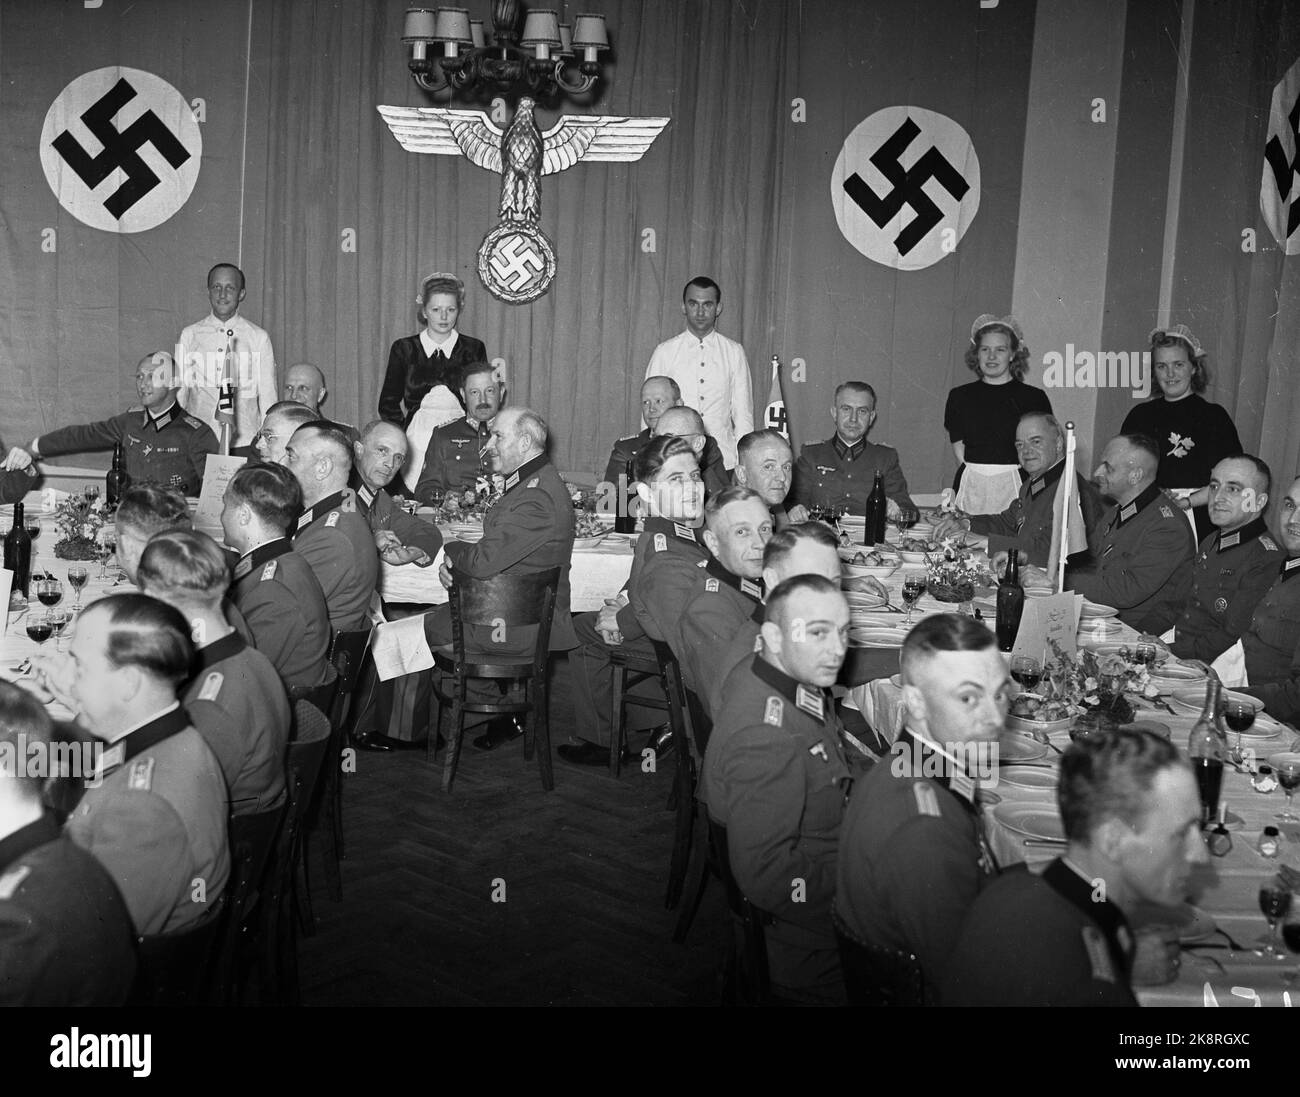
[401,2,610,100]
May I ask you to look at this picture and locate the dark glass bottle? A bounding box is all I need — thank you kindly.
[106,443,130,506]
[1188,675,1227,828]
[614,455,636,534]
[863,470,886,546]
[4,502,33,599]
[995,551,1025,651]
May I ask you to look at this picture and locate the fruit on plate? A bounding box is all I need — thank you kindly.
[1009,695,1071,721]
[899,537,942,553]
[848,549,888,566]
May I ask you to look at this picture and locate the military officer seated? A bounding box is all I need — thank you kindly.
[943,728,1204,1006]
[420,407,577,751]
[137,530,291,815]
[1241,474,1300,724]
[933,413,1105,568]
[1170,454,1283,663]
[1066,433,1196,636]
[253,400,318,465]
[834,613,1008,1003]
[733,428,810,527]
[677,486,772,712]
[2,352,218,496]
[653,406,730,500]
[791,381,918,521]
[601,375,682,488]
[412,363,503,503]
[702,574,852,1003]
[221,463,332,695]
[281,420,379,633]
[37,594,230,935]
[352,421,443,565]
[0,682,136,1005]
[114,483,193,583]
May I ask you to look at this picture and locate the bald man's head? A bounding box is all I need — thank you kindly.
[284,363,327,413]
[1093,434,1159,505]
[655,407,707,458]
[641,376,682,431]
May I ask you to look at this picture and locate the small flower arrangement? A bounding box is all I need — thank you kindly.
[52,493,108,561]
[1039,640,1159,728]
[925,541,992,603]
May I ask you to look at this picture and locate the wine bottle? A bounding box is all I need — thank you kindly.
[863,470,886,546]
[995,550,1025,651]
[106,442,130,506]
[614,454,636,534]
[3,502,33,599]
[1188,674,1226,828]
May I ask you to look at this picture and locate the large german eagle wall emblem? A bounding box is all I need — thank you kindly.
[378,98,669,304]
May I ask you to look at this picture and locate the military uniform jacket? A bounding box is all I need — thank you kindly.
[624,516,710,648]
[232,538,332,691]
[444,454,577,650]
[0,813,136,1006]
[355,480,445,560]
[792,436,917,516]
[702,655,850,936]
[36,402,218,496]
[834,730,997,991]
[970,461,1106,568]
[603,428,651,488]
[183,631,291,815]
[1242,557,1300,724]
[1172,516,1283,662]
[292,487,380,632]
[1067,483,1196,635]
[65,705,230,936]
[942,858,1137,1006]
[678,555,765,706]
[414,416,493,502]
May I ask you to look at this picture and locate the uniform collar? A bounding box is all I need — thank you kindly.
[704,555,764,602]
[502,453,548,493]
[683,328,720,347]
[142,401,179,431]
[1216,515,1268,552]
[0,812,61,874]
[1281,556,1300,582]
[295,489,351,532]
[831,434,867,461]
[749,654,828,724]
[92,703,189,782]
[895,729,980,809]
[1027,458,1066,498]
[234,537,293,579]
[1112,482,1162,529]
[1042,858,1133,977]
[643,516,703,545]
[194,630,247,672]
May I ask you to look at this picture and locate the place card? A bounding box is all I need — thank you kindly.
[193,454,247,532]
[1012,591,1079,663]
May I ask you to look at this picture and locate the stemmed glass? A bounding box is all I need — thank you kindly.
[49,608,71,652]
[98,528,118,580]
[1257,880,1293,959]
[1276,758,1300,822]
[1011,656,1044,693]
[67,566,89,610]
[892,509,915,546]
[34,577,63,609]
[83,484,100,505]
[24,612,53,646]
[901,571,925,626]
[1223,700,1256,768]
[24,516,41,544]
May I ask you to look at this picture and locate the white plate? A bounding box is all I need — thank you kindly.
[572,534,609,549]
[1024,586,1054,598]
[844,590,888,607]
[849,628,903,649]
[898,550,931,564]
[851,613,905,629]
[1129,901,1217,943]
[842,563,897,579]
[997,765,1058,791]
[1006,714,1072,736]
[998,733,1049,762]
[1079,600,1120,619]
[993,801,1066,841]
[1169,687,1256,715]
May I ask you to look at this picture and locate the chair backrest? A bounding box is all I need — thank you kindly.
[210,803,286,1002]
[129,900,226,1006]
[329,628,372,695]
[830,907,929,1006]
[448,565,560,672]
[706,817,771,1001]
[685,688,713,756]
[290,664,340,715]
[651,638,693,744]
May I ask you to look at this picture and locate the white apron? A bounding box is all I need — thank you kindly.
[955,462,1022,516]
[402,384,464,491]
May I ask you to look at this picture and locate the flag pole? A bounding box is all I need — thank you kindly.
[1057,421,1076,592]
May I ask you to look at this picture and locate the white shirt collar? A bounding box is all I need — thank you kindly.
[420,329,460,356]
[682,328,719,345]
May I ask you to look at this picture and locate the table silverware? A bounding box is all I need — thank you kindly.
[1022,837,1067,848]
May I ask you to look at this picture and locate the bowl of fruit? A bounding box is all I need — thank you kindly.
[897,536,943,564]
[1006,694,1073,736]
[840,548,897,579]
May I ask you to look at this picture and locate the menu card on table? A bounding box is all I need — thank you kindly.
[1012,592,1079,663]
[193,455,248,532]
[0,569,11,636]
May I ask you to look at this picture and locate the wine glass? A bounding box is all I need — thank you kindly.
[49,608,71,651]
[83,484,100,505]
[24,516,41,543]
[34,577,62,608]
[67,566,89,609]
[891,509,914,546]
[1256,880,1293,959]
[1011,656,1043,693]
[1133,635,1159,668]
[24,612,53,646]
[98,528,118,579]
[1275,757,1300,822]
[901,571,926,626]
[1223,700,1255,767]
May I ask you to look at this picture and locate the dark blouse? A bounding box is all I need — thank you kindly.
[1119,394,1241,490]
[378,332,489,427]
[943,379,1054,465]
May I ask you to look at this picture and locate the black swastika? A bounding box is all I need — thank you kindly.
[52,77,191,219]
[842,117,970,256]
[1265,92,1300,238]
[766,405,788,433]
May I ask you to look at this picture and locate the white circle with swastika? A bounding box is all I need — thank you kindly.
[477,221,556,304]
[1261,54,1300,254]
[40,67,202,234]
[830,106,980,271]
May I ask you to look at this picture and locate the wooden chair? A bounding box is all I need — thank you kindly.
[671,688,715,942]
[289,664,340,716]
[607,648,669,777]
[128,900,226,1007]
[650,640,698,910]
[707,819,772,1005]
[831,908,929,1006]
[261,699,332,1005]
[210,803,286,1004]
[430,565,561,792]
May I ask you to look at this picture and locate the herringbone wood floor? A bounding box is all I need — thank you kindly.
[298,656,730,1006]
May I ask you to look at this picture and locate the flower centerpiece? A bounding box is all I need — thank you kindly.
[52,493,107,561]
[1035,640,1160,736]
[924,539,992,604]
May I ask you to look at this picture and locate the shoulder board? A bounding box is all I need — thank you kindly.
[0,865,32,901]
[261,560,279,581]
[183,414,205,429]
[705,578,720,592]
[325,511,340,528]
[912,781,942,818]
[339,494,357,513]
[618,434,640,443]
[127,757,156,792]
[1159,505,1174,518]
[1261,534,1278,552]
[654,533,667,552]
[764,697,783,726]
[198,671,224,701]
[1080,924,1117,983]
[527,478,539,489]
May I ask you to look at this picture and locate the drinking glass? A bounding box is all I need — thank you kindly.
[67,566,89,609]
[99,529,119,579]
[24,612,53,646]
[1276,759,1300,823]
[1224,700,1255,767]
[901,571,926,626]
[83,484,100,504]
[1010,656,1043,693]
[34,577,63,608]
[1257,881,1293,959]
[24,517,41,543]
[49,608,71,652]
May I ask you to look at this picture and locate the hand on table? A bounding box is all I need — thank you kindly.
[989,549,1029,577]
[380,544,431,567]
[2,446,33,472]
[931,514,970,541]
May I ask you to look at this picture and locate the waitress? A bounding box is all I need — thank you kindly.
[1121,324,1241,543]
[378,272,489,489]
[944,314,1053,514]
